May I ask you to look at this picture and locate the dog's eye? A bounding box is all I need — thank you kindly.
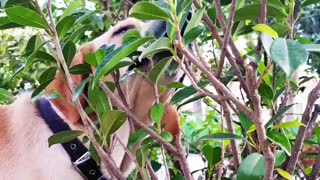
[112,25,135,36]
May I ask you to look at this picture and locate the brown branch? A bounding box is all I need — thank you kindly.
[212,0,226,32]
[216,106,224,180]
[308,151,320,180]
[260,0,267,24]
[246,66,274,180]
[215,0,236,79]
[255,62,273,89]
[174,135,193,180]
[99,81,178,154]
[286,84,320,173]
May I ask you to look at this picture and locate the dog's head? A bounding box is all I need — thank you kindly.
[47,18,181,127]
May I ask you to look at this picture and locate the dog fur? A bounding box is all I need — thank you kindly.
[0,18,181,179]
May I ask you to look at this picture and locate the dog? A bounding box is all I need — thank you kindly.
[0,18,182,179]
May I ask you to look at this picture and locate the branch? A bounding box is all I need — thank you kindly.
[212,0,226,32]
[174,135,193,180]
[147,160,159,180]
[286,84,320,174]
[215,0,237,79]
[260,0,267,24]
[308,151,320,180]
[99,81,178,155]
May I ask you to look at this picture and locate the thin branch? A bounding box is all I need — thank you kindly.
[286,85,320,173]
[308,151,320,180]
[215,0,237,79]
[212,0,226,32]
[174,134,194,180]
[255,62,273,89]
[99,81,178,155]
[260,0,267,24]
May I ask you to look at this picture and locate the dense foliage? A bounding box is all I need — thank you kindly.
[1,0,320,179]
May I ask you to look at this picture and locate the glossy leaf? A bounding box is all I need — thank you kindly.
[68,25,90,43]
[32,78,54,98]
[0,17,22,30]
[275,150,286,167]
[270,38,308,77]
[62,41,76,67]
[72,77,91,102]
[89,142,100,165]
[267,131,291,154]
[48,130,83,147]
[171,81,209,105]
[199,133,244,141]
[149,57,173,84]
[183,26,205,45]
[302,0,320,7]
[236,153,265,180]
[122,29,141,44]
[61,0,83,19]
[238,112,253,132]
[252,24,279,39]
[88,82,110,118]
[5,6,47,29]
[129,2,171,21]
[271,120,305,130]
[100,110,127,137]
[275,168,292,180]
[202,145,221,167]
[140,37,171,60]
[128,129,148,149]
[150,103,164,124]
[93,37,153,87]
[166,82,186,89]
[86,49,106,68]
[69,64,92,75]
[160,132,173,142]
[234,4,287,21]
[39,67,57,84]
[56,16,77,39]
[315,126,320,144]
[184,8,205,35]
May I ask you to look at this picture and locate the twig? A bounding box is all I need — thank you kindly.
[216,106,225,180]
[99,81,178,154]
[246,66,274,180]
[260,0,267,24]
[286,85,320,173]
[212,0,226,32]
[174,134,193,180]
[308,152,320,180]
[215,0,237,79]
[255,62,273,89]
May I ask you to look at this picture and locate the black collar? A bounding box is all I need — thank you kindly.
[37,98,106,180]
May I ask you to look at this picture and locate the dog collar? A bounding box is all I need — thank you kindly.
[37,98,106,180]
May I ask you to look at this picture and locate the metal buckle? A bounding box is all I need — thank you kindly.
[73,152,91,179]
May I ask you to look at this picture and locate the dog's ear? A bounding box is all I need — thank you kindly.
[46,44,95,124]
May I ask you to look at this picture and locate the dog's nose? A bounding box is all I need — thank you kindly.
[145,20,167,38]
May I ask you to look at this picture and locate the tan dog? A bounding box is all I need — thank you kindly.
[0,18,181,179]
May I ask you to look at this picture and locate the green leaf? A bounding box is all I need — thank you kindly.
[314,126,320,144]
[202,145,221,167]
[85,49,106,68]
[39,67,57,84]
[61,0,83,19]
[0,16,22,30]
[93,37,153,87]
[0,88,14,103]
[260,33,273,57]
[5,6,47,29]
[171,81,209,105]
[63,41,77,67]
[252,24,279,39]
[88,82,110,118]
[265,104,295,129]
[183,26,205,45]
[140,37,171,60]
[69,64,92,75]
[149,57,173,84]
[100,110,127,137]
[184,8,205,35]
[122,29,141,44]
[238,112,253,132]
[270,38,308,77]
[199,133,244,141]
[166,82,186,89]
[236,153,265,180]
[89,142,100,165]
[275,150,286,167]
[48,130,83,147]
[271,120,305,130]
[267,131,291,154]
[32,78,54,98]
[68,25,90,43]
[128,129,148,149]
[150,103,164,124]
[72,77,91,102]
[234,4,287,21]
[160,132,173,142]
[129,2,171,21]
[56,16,77,39]
[275,168,292,180]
